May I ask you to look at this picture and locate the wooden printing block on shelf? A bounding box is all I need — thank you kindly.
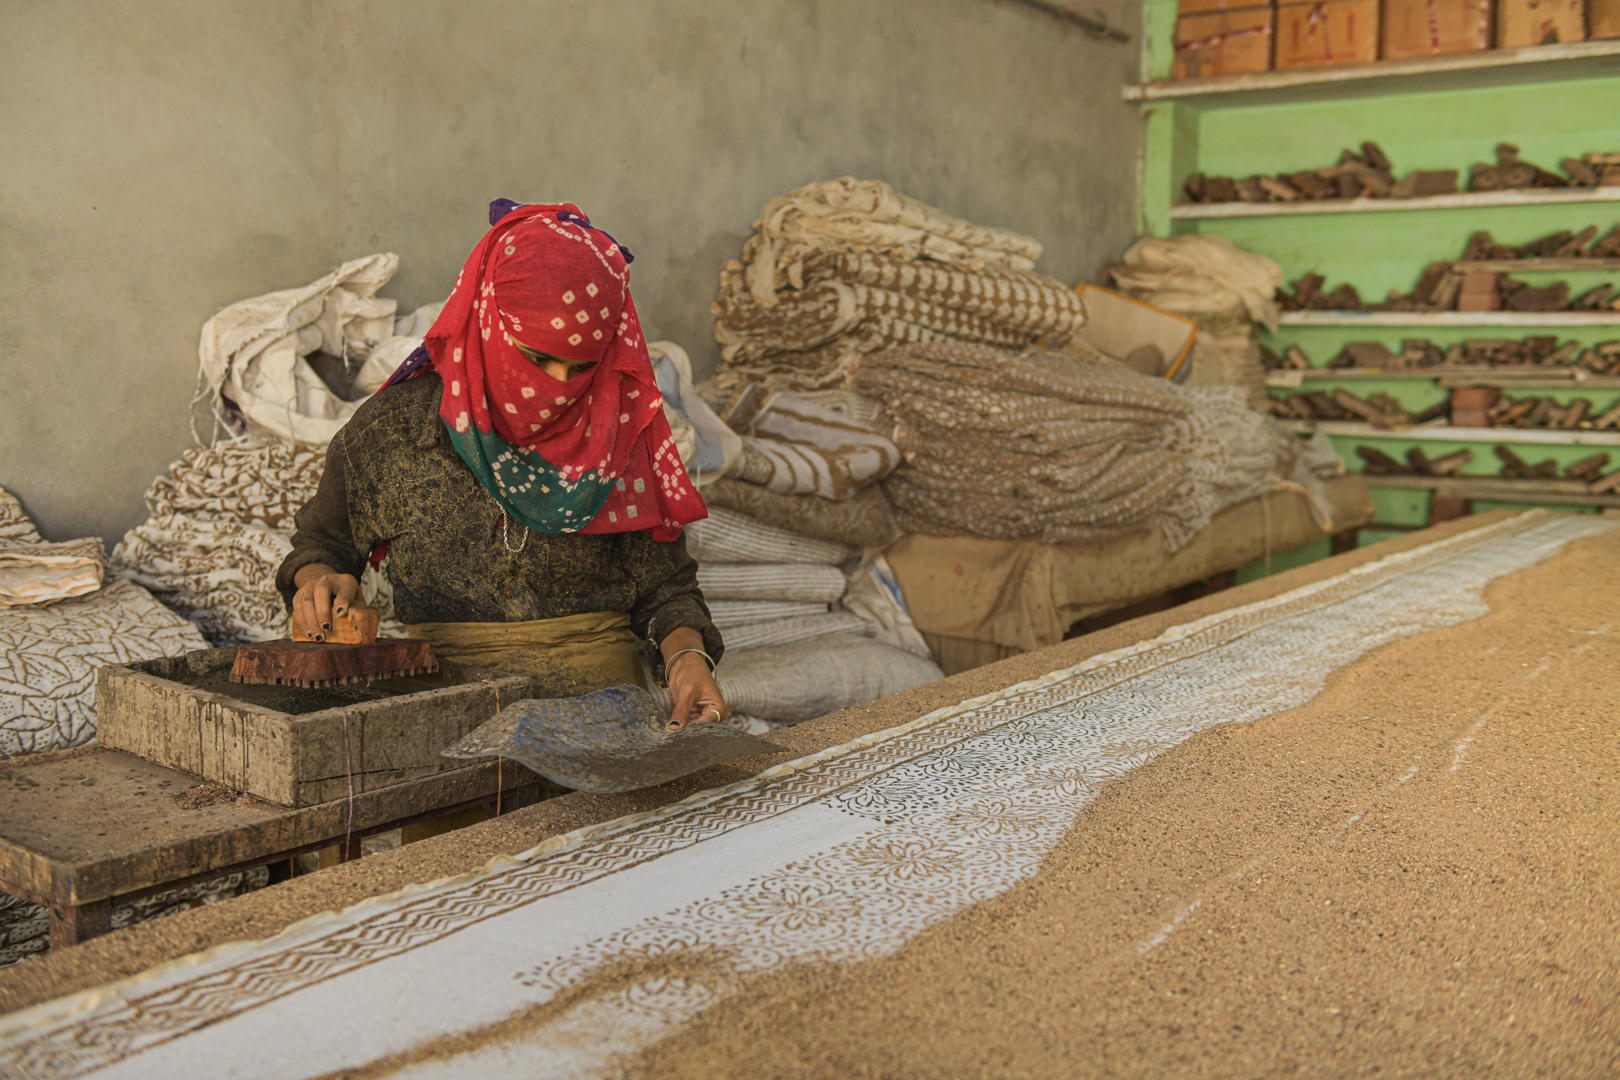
[97,647,532,807]
[1451,386,1501,428]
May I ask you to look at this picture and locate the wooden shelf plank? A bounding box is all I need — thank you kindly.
[1266,368,1620,387]
[1361,474,1620,507]
[1277,311,1620,327]
[1453,258,1620,272]
[1124,39,1620,107]
[1279,420,1620,445]
[1171,188,1620,220]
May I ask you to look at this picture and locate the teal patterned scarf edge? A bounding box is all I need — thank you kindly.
[445,420,615,534]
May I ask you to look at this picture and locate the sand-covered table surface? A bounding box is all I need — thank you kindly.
[2,510,1616,1077]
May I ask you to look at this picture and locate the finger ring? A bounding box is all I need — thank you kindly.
[703,707,720,720]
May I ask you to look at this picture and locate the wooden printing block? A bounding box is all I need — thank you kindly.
[1502,281,1570,312]
[1563,158,1599,187]
[1590,469,1620,494]
[1427,449,1474,476]
[1565,453,1611,481]
[1592,401,1620,430]
[1450,386,1501,427]
[1456,273,1502,312]
[231,639,440,688]
[1429,496,1472,524]
[1355,447,1411,476]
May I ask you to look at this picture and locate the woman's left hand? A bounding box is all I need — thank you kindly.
[661,627,729,732]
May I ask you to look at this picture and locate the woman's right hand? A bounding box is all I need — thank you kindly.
[291,563,362,642]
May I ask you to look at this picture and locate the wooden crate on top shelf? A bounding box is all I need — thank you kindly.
[1497,0,1586,47]
[1173,6,1275,79]
[1383,0,1493,58]
[1275,0,1378,69]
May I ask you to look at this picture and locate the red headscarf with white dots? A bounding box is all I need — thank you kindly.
[423,202,704,541]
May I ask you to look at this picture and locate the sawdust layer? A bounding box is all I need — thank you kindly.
[630,526,1620,1078]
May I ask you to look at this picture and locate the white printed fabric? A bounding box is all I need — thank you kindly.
[112,440,325,644]
[695,562,848,603]
[0,512,1599,1080]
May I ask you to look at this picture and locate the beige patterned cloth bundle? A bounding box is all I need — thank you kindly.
[721,383,902,501]
[853,342,1295,551]
[714,180,1086,390]
[113,440,324,644]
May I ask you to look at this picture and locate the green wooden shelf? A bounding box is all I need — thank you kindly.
[1126,39,1620,108]
[1277,311,1620,327]
[1279,420,1620,446]
[1171,188,1620,220]
[1266,369,1620,388]
[1360,474,1620,508]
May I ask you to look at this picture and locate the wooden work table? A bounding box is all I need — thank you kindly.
[0,746,548,949]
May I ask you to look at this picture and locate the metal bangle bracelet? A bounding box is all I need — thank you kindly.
[665,647,716,675]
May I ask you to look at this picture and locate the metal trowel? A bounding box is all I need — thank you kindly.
[440,684,786,794]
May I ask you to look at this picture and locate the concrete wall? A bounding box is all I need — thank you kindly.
[0,0,1142,543]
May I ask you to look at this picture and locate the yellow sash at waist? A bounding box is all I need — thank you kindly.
[406,610,643,697]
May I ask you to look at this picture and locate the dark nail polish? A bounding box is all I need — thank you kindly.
[314,633,324,642]
[321,622,331,631]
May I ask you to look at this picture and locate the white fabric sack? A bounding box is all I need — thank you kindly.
[695,563,848,603]
[841,553,933,661]
[198,253,400,445]
[708,599,832,629]
[686,507,853,566]
[1111,235,1283,332]
[716,634,944,724]
[351,303,444,397]
[720,611,868,653]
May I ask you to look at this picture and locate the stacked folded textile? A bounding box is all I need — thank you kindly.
[684,506,941,728]
[852,342,1296,552]
[1,487,208,758]
[713,178,1086,390]
[113,441,325,644]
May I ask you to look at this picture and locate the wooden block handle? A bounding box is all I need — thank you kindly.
[292,605,380,645]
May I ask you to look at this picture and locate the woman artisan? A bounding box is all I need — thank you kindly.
[276,201,728,731]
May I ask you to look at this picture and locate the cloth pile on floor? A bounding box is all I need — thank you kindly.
[712,178,1086,390]
[112,441,327,644]
[682,507,940,728]
[1109,234,1282,409]
[0,487,208,758]
[851,342,1297,552]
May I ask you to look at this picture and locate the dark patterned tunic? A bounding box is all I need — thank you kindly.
[275,373,722,668]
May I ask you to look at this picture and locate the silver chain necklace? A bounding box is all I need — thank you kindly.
[500,509,529,553]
